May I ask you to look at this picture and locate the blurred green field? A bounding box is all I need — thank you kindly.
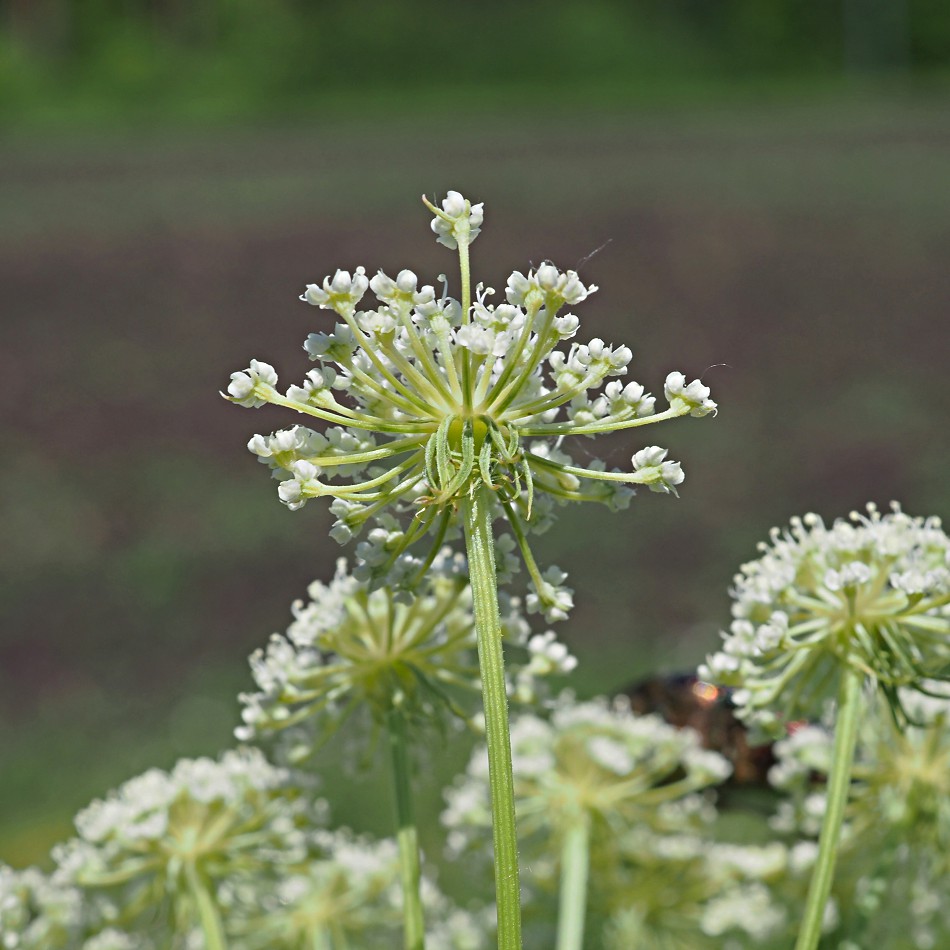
[3,0,947,127]
[2,93,950,871]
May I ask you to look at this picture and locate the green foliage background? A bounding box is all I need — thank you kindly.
[2,0,950,124]
[1,0,949,879]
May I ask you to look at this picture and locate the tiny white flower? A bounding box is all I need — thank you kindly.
[301,266,369,315]
[664,371,717,417]
[631,445,684,494]
[428,190,484,250]
[226,359,278,408]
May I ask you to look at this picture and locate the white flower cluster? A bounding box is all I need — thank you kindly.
[700,503,950,732]
[52,749,323,938]
[0,864,82,950]
[237,556,575,760]
[757,689,950,948]
[225,190,716,601]
[442,695,731,861]
[768,725,834,794]
[701,882,787,943]
[224,826,487,949]
[592,833,788,949]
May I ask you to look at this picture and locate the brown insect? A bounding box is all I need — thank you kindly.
[619,672,775,787]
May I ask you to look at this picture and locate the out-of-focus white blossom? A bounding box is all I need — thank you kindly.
[594,835,788,950]
[763,690,950,948]
[702,882,786,941]
[227,828,487,950]
[442,694,731,864]
[52,749,324,940]
[237,556,574,761]
[0,865,82,950]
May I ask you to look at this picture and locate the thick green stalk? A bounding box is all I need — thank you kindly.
[463,485,523,950]
[794,664,863,950]
[555,816,590,950]
[184,861,228,950]
[388,709,426,950]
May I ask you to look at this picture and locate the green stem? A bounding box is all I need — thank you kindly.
[555,816,590,950]
[793,664,864,950]
[459,237,473,411]
[388,709,426,950]
[184,862,228,950]
[463,485,523,950]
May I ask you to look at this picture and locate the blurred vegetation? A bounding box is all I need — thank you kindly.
[1,0,949,125]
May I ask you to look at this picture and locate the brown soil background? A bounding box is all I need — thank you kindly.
[2,100,949,861]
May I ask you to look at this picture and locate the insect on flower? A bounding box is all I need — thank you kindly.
[621,672,776,787]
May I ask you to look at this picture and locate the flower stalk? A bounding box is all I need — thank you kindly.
[184,861,228,950]
[464,485,523,949]
[793,663,864,950]
[387,709,426,950]
[556,816,590,950]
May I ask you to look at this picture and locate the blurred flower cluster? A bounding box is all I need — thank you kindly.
[442,693,793,949]
[10,606,950,949]
[443,694,732,861]
[764,686,950,948]
[236,555,576,764]
[5,751,480,948]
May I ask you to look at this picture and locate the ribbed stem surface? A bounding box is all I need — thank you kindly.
[463,485,523,949]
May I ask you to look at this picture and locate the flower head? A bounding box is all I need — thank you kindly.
[766,691,950,947]
[226,192,715,609]
[236,555,575,761]
[0,865,82,950]
[427,190,484,250]
[442,695,731,863]
[53,749,324,937]
[772,687,950,860]
[700,503,950,734]
[225,828,487,949]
